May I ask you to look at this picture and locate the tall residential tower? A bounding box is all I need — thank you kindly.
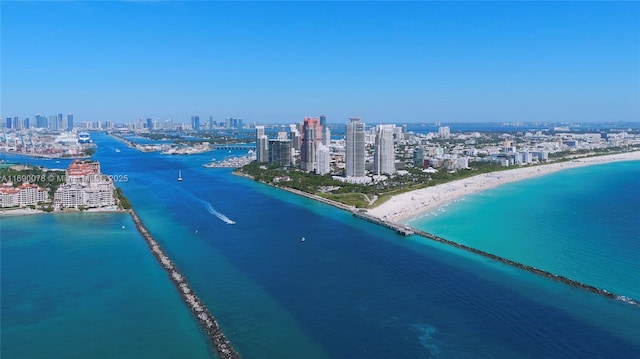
[373,124,396,175]
[345,117,365,177]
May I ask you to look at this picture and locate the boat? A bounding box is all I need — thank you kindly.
[177,170,183,181]
[78,132,91,143]
[301,237,305,242]
[115,148,121,153]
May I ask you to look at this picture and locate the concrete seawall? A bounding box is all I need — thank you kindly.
[129,209,241,359]
[356,212,640,308]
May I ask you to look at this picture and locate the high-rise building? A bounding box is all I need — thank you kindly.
[146,118,153,130]
[438,126,450,139]
[300,117,322,172]
[289,124,301,150]
[35,114,46,128]
[413,147,425,167]
[255,126,269,163]
[316,142,331,175]
[58,114,64,130]
[67,114,74,131]
[49,115,58,130]
[13,117,21,130]
[373,124,396,175]
[268,139,292,166]
[323,127,331,146]
[209,116,214,130]
[319,114,327,143]
[345,117,365,177]
[191,116,200,131]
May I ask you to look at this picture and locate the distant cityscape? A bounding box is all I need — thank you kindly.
[3,112,640,181]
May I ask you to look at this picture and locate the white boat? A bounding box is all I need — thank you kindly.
[115,148,121,153]
[301,237,305,242]
[177,170,183,181]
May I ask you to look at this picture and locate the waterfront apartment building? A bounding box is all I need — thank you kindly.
[0,182,48,208]
[300,117,323,172]
[319,114,327,143]
[53,160,115,209]
[345,117,365,177]
[316,142,331,175]
[373,124,396,175]
[268,139,292,166]
[255,126,269,163]
[289,124,301,150]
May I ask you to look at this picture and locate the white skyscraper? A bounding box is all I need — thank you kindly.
[256,126,269,163]
[316,142,331,175]
[373,124,396,175]
[345,117,365,177]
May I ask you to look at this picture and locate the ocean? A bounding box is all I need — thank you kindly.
[2,132,639,358]
[407,160,640,300]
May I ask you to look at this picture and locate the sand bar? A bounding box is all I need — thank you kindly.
[367,151,640,222]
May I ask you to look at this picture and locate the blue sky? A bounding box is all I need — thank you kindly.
[2,1,638,124]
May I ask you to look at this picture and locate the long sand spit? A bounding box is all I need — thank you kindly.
[367,151,640,222]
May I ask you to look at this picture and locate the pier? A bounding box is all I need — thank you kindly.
[365,215,640,308]
[352,211,414,236]
[129,209,241,359]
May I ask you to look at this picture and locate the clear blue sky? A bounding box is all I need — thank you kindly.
[2,1,639,124]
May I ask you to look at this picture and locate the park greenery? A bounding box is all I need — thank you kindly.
[115,187,132,209]
[0,166,67,198]
[237,160,510,209]
[237,145,637,209]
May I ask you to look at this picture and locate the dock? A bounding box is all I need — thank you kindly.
[129,209,241,359]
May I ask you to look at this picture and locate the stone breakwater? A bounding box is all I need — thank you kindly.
[357,212,640,308]
[129,209,241,359]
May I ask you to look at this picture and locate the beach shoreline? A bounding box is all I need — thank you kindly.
[366,151,640,223]
[0,206,126,217]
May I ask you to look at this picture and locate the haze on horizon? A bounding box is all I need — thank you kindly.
[2,1,638,124]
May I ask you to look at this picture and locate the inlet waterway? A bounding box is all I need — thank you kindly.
[2,132,640,358]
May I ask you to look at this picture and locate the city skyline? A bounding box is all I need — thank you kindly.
[2,1,639,124]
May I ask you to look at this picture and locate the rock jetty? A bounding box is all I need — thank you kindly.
[129,209,241,358]
[359,212,640,308]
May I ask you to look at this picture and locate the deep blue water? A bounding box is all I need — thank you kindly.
[2,133,640,358]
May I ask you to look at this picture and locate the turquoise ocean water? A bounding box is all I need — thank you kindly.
[2,133,639,358]
[407,160,640,300]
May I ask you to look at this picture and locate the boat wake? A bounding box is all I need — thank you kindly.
[204,202,236,225]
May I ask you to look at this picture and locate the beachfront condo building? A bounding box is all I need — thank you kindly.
[255,126,269,163]
[0,182,49,208]
[53,160,115,209]
[316,142,331,175]
[373,124,396,175]
[268,139,292,166]
[345,117,365,177]
[300,117,323,172]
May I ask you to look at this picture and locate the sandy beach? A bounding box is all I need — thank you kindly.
[367,151,640,223]
[0,208,45,217]
[0,206,125,217]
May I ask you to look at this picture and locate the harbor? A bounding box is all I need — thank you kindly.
[128,209,241,359]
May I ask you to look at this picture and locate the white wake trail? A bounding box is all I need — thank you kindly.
[204,202,236,225]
